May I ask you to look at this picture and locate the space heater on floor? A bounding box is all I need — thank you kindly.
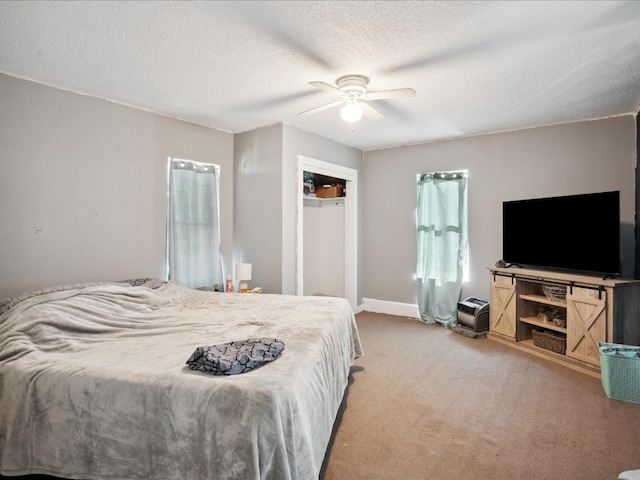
[456,297,490,332]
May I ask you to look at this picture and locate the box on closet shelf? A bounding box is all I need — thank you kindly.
[315,185,344,198]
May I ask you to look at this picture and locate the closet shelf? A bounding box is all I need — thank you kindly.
[303,196,345,207]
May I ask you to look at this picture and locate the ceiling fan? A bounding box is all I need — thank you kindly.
[298,75,416,123]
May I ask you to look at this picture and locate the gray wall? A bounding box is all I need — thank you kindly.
[362,116,637,305]
[233,124,284,294]
[2,73,636,309]
[0,74,234,299]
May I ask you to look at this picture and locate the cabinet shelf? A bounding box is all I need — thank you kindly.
[520,338,567,358]
[520,293,567,308]
[519,316,567,334]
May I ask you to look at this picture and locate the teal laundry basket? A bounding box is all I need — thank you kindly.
[599,342,640,404]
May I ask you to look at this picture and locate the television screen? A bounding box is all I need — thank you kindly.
[502,191,620,276]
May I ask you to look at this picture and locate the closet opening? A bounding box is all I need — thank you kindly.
[303,171,346,298]
[296,156,357,310]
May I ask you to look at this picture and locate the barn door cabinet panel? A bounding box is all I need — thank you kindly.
[489,273,517,340]
[566,287,607,367]
[488,267,640,377]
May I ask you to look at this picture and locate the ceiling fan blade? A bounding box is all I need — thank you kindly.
[298,99,344,116]
[361,102,384,121]
[309,81,345,96]
[366,88,416,100]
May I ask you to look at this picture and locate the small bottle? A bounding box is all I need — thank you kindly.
[225,275,233,293]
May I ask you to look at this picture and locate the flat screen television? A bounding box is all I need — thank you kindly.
[502,191,620,276]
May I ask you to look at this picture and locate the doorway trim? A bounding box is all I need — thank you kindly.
[296,155,358,310]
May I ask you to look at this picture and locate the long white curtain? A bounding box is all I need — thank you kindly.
[167,158,223,289]
[416,172,468,325]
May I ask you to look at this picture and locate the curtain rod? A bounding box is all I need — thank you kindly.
[418,171,467,182]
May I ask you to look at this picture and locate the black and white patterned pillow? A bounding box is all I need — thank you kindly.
[186,338,285,375]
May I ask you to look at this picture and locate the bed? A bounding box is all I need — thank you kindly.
[0,279,363,480]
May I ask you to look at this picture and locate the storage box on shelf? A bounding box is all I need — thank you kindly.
[315,185,344,198]
[488,267,640,377]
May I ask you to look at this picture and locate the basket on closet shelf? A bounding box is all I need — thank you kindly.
[543,284,567,302]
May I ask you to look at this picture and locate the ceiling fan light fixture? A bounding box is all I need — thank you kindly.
[340,100,362,123]
[301,74,414,122]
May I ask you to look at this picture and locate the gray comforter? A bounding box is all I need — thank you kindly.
[0,280,363,480]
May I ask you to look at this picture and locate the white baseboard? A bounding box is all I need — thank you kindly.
[361,297,420,319]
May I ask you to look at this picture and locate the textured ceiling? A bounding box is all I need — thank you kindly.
[1,0,640,151]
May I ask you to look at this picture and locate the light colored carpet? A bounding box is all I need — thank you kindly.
[320,311,640,480]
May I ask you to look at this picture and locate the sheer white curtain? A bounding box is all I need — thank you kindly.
[167,158,223,289]
[416,171,468,325]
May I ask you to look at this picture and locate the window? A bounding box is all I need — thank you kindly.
[416,170,468,324]
[166,158,223,289]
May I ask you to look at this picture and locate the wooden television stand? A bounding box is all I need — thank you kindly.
[488,267,640,378]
